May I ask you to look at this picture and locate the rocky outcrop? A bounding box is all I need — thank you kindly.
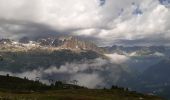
[0,39,12,45]
[37,36,104,53]
[0,36,105,53]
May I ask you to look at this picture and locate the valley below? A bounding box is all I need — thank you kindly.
[0,36,169,100]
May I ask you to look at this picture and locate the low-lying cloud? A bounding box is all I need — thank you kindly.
[105,53,130,64]
[0,58,128,88]
[0,52,165,88]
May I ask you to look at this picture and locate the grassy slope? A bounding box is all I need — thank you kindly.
[0,75,163,100]
[0,89,163,100]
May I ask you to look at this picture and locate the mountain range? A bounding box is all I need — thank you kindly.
[0,36,170,99]
[0,36,105,72]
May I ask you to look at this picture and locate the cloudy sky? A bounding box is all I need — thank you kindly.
[0,0,170,46]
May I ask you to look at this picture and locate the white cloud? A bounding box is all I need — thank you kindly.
[105,53,130,64]
[0,58,128,88]
[0,0,169,45]
[71,73,103,88]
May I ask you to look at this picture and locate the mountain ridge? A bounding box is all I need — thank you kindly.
[0,36,105,53]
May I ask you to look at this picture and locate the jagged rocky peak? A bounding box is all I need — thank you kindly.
[36,36,103,52]
[0,39,13,44]
[60,36,98,50]
[0,36,104,53]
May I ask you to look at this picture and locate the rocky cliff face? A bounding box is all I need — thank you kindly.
[0,36,105,72]
[36,36,104,53]
[0,36,104,53]
[0,39,12,44]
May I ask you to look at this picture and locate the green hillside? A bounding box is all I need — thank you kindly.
[0,75,163,100]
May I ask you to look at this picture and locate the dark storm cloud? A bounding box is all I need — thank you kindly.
[0,19,60,39]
